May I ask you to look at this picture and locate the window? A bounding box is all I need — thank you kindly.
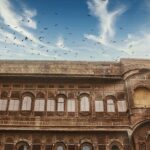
[95,100,104,112]
[82,145,91,150]
[68,145,76,150]
[45,145,53,150]
[16,142,29,150]
[22,96,32,111]
[8,99,19,111]
[67,99,75,112]
[107,99,115,112]
[80,96,90,111]
[81,143,92,150]
[112,145,119,150]
[57,97,65,112]
[32,145,41,150]
[4,144,14,150]
[117,100,127,112]
[0,99,7,111]
[34,99,45,111]
[47,99,55,112]
[139,143,146,150]
[57,146,64,150]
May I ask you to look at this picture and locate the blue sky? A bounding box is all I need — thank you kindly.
[0,0,150,61]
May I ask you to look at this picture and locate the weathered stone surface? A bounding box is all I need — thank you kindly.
[0,58,149,150]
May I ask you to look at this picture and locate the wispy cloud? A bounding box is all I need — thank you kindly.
[56,36,65,48]
[0,0,47,49]
[85,0,126,45]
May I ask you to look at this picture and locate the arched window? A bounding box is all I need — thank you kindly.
[22,96,32,111]
[81,143,93,150]
[55,143,66,150]
[57,97,65,112]
[57,145,64,150]
[16,142,29,150]
[95,96,104,112]
[80,95,90,112]
[112,145,119,150]
[107,99,115,112]
[67,99,75,112]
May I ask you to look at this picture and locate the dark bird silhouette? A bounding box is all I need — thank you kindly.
[25,37,28,40]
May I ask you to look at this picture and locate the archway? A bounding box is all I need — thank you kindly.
[16,141,29,150]
[132,121,150,150]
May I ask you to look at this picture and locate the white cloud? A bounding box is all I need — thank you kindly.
[85,0,126,45]
[0,29,22,45]
[0,0,42,46]
[56,36,65,48]
[22,9,37,29]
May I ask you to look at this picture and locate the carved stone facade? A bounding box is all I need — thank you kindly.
[0,58,149,150]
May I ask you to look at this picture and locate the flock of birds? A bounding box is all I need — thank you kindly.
[0,1,147,61]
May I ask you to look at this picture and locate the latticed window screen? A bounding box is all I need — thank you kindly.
[117,100,127,112]
[4,144,14,150]
[8,99,19,111]
[57,97,64,112]
[95,100,104,112]
[0,99,7,111]
[98,145,106,150]
[32,145,41,150]
[45,145,53,150]
[34,99,45,111]
[139,143,146,150]
[107,99,115,112]
[47,99,55,112]
[68,145,76,150]
[21,96,31,111]
[67,99,75,112]
[80,96,90,111]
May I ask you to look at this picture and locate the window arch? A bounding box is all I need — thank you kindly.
[110,141,122,150]
[111,145,119,150]
[105,96,116,112]
[80,94,90,112]
[55,142,66,150]
[81,143,93,150]
[21,95,32,111]
[16,141,29,150]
